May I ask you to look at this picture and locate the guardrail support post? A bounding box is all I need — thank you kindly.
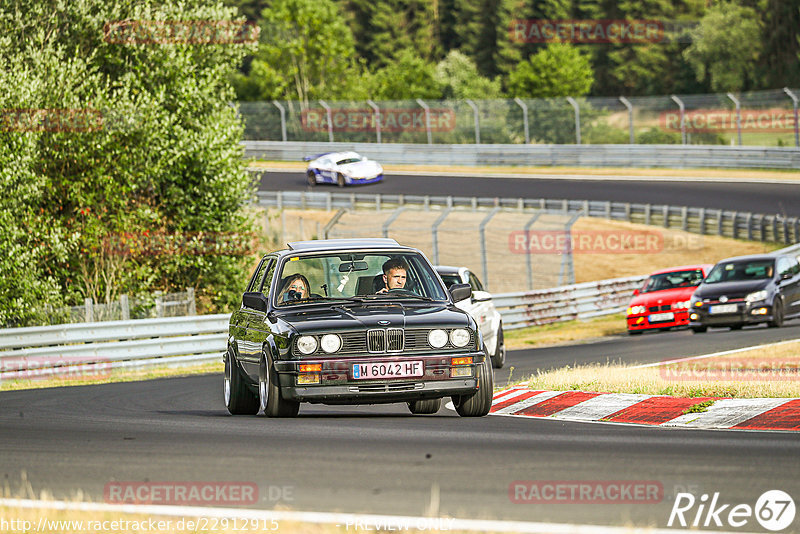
[466,99,480,144]
[514,97,530,144]
[187,288,196,316]
[681,206,688,231]
[566,97,581,144]
[319,100,334,143]
[717,209,724,236]
[784,88,800,147]
[272,101,287,142]
[698,208,705,235]
[432,208,453,265]
[619,96,635,144]
[726,93,742,146]
[84,298,93,323]
[479,207,501,289]
[644,204,651,225]
[670,95,686,145]
[326,192,332,211]
[745,212,753,241]
[524,212,542,290]
[155,292,164,318]
[663,205,670,228]
[731,211,738,239]
[366,99,381,144]
[120,294,130,321]
[382,207,406,238]
[416,99,432,144]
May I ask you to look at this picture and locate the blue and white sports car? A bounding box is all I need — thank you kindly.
[304,151,384,187]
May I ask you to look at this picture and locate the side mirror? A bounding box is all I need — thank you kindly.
[632,289,640,296]
[449,283,472,303]
[242,291,269,312]
[782,272,793,280]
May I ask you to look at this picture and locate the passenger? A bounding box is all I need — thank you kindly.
[377,258,408,293]
[280,274,310,301]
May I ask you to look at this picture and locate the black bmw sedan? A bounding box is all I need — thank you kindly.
[688,253,800,332]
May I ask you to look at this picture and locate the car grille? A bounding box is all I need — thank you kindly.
[297,328,474,356]
[648,305,671,312]
[367,328,404,353]
[349,382,423,393]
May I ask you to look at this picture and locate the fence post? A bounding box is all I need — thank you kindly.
[698,208,705,234]
[566,97,581,144]
[187,287,197,316]
[366,99,381,144]
[479,207,500,289]
[323,208,347,239]
[663,205,670,228]
[726,93,742,146]
[619,96,635,144]
[382,207,406,238]
[155,291,164,318]
[681,206,688,231]
[272,101,287,142]
[784,88,800,147]
[524,212,542,290]
[560,210,582,286]
[746,212,753,240]
[431,208,453,264]
[416,99,432,144]
[466,99,480,144]
[670,95,686,145]
[644,203,651,225]
[514,97,530,144]
[319,100,334,142]
[605,201,611,219]
[84,297,93,323]
[717,209,724,236]
[120,294,130,321]
[731,211,738,239]
[624,203,631,222]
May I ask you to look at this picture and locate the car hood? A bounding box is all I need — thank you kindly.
[694,279,771,299]
[276,302,469,333]
[629,287,697,307]
[341,160,381,174]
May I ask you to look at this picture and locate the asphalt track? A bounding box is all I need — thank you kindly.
[258,171,800,217]
[2,322,800,531]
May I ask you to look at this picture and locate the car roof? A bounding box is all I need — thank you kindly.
[434,265,464,275]
[648,264,714,276]
[715,254,779,263]
[310,151,361,161]
[284,238,405,253]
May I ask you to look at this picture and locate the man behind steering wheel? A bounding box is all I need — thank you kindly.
[376,258,408,293]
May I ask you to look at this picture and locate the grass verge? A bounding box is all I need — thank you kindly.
[504,313,627,349]
[521,340,800,398]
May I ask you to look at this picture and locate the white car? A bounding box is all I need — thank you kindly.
[435,266,505,368]
[304,151,384,187]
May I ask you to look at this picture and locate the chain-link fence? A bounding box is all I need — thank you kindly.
[238,88,800,147]
[38,289,197,325]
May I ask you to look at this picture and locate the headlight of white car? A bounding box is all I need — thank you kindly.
[745,290,768,303]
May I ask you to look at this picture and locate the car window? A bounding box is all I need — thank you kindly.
[439,274,461,288]
[260,259,276,293]
[336,157,363,165]
[704,260,774,283]
[777,258,791,278]
[274,251,448,306]
[468,272,485,292]
[792,258,800,275]
[641,269,704,292]
[246,259,270,293]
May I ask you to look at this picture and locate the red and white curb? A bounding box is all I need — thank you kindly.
[491,387,800,431]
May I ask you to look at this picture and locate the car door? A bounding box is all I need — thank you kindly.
[240,257,277,379]
[467,271,495,343]
[778,256,800,316]
[231,258,270,356]
[318,157,335,182]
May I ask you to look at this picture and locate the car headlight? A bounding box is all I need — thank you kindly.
[627,305,646,315]
[745,290,768,303]
[320,334,341,353]
[296,335,318,355]
[449,328,470,348]
[428,329,448,348]
[671,300,691,310]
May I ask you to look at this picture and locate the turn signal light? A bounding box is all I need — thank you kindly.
[451,357,473,366]
[297,373,320,384]
[299,363,322,372]
[451,367,472,378]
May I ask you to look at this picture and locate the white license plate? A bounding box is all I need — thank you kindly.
[352,361,423,379]
[710,304,738,314]
[648,312,674,322]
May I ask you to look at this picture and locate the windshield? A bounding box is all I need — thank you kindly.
[275,251,448,306]
[704,260,774,284]
[336,157,363,165]
[640,269,705,293]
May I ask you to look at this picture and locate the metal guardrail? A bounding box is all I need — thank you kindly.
[0,315,228,381]
[256,190,800,244]
[243,141,800,169]
[493,275,648,330]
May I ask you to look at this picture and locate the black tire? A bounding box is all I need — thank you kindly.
[768,298,784,328]
[224,349,258,415]
[259,350,300,418]
[337,172,346,187]
[453,353,493,417]
[307,170,316,186]
[729,324,743,330]
[691,326,707,333]
[490,326,506,368]
[628,330,643,336]
[407,398,442,415]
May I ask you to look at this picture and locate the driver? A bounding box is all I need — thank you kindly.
[377,258,408,293]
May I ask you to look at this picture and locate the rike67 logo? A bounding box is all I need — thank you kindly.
[668,490,795,531]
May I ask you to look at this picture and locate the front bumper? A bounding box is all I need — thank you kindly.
[627,310,691,331]
[274,351,483,404]
[346,173,383,185]
[689,302,774,327]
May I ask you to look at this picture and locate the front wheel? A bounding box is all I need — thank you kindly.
[407,398,442,415]
[307,170,316,186]
[259,351,300,418]
[453,354,493,417]
[691,326,707,333]
[224,349,258,415]
[768,298,784,328]
[490,326,505,368]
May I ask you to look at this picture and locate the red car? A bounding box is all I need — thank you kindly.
[626,264,714,335]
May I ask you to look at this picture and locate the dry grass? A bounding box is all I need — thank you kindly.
[0,362,222,392]
[523,340,800,398]
[248,160,800,181]
[504,313,627,349]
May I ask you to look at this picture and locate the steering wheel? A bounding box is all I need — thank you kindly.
[387,288,415,295]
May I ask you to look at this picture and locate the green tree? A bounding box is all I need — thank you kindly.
[367,49,443,99]
[435,50,502,99]
[761,0,800,88]
[683,2,763,92]
[507,43,593,97]
[453,0,521,78]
